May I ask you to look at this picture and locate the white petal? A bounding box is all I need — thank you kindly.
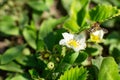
[62,32,74,40]
[59,39,66,45]
[73,48,80,52]
[78,35,86,45]
[92,30,100,36]
[81,43,86,49]
[75,32,86,41]
[99,30,104,39]
[92,30,105,40]
[73,42,86,52]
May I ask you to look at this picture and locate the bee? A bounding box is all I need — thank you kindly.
[89,22,108,33]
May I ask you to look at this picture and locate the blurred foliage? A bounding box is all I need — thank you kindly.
[59,66,88,80]
[0,0,120,80]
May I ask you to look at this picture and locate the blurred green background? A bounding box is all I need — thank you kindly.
[0,0,120,80]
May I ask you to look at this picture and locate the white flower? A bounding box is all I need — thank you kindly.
[90,29,105,43]
[59,32,86,52]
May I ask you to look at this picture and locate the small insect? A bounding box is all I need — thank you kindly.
[89,22,108,33]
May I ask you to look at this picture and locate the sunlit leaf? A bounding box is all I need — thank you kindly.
[63,52,79,64]
[0,16,19,36]
[63,18,80,33]
[61,0,73,12]
[70,0,89,16]
[0,62,23,73]
[92,56,104,69]
[63,0,90,33]
[45,0,54,8]
[59,66,88,80]
[0,45,25,64]
[28,0,48,12]
[39,17,67,39]
[89,4,120,22]
[5,74,30,80]
[91,0,111,5]
[91,0,120,7]
[98,57,120,80]
[23,26,37,50]
[77,0,89,26]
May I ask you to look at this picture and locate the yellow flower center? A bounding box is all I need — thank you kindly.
[90,34,100,42]
[68,39,79,48]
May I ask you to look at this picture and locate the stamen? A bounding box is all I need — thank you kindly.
[90,34,100,42]
[68,39,79,48]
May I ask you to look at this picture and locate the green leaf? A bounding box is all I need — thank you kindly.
[109,43,120,63]
[63,0,90,33]
[0,26,19,36]
[104,31,120,45]
[98,57,120,80]
[0,45,25,64]
[92,56,104,70]
[29,69,39,80]
[45,0,54,8]
[61,0,73,12]
[91,0,120,7]
[38,17,67,50]
[22,48,31,55]
[70,0,89,16]
[104,32,120,63]
[63,52,79,65]
[8,75,28,80]
[37,39,45,52]
[87,65,99,80]
[59,52,80,72]
[77,0,89,26]
[102,19,116,28]
[63,18,80,33]
[15,54,38,67]
[75,52,88,64]
[23,26,37,50]
[63,0,81,33]
[28,0,48,12]
[89,4,120,22]
[62,0,89,13]
[39,29,65,51]
[56,52,79,72]
[5,74,30,80]
[59,66,88,80]
[0,62,23,73]
[39,17,67,40]
[85,44,103,56]
[28,0,54,12]
[0,16,19,36]
[91,0,111,5]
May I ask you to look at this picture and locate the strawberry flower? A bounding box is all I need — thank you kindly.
[59,32,86,52]
[90,29,105,43]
